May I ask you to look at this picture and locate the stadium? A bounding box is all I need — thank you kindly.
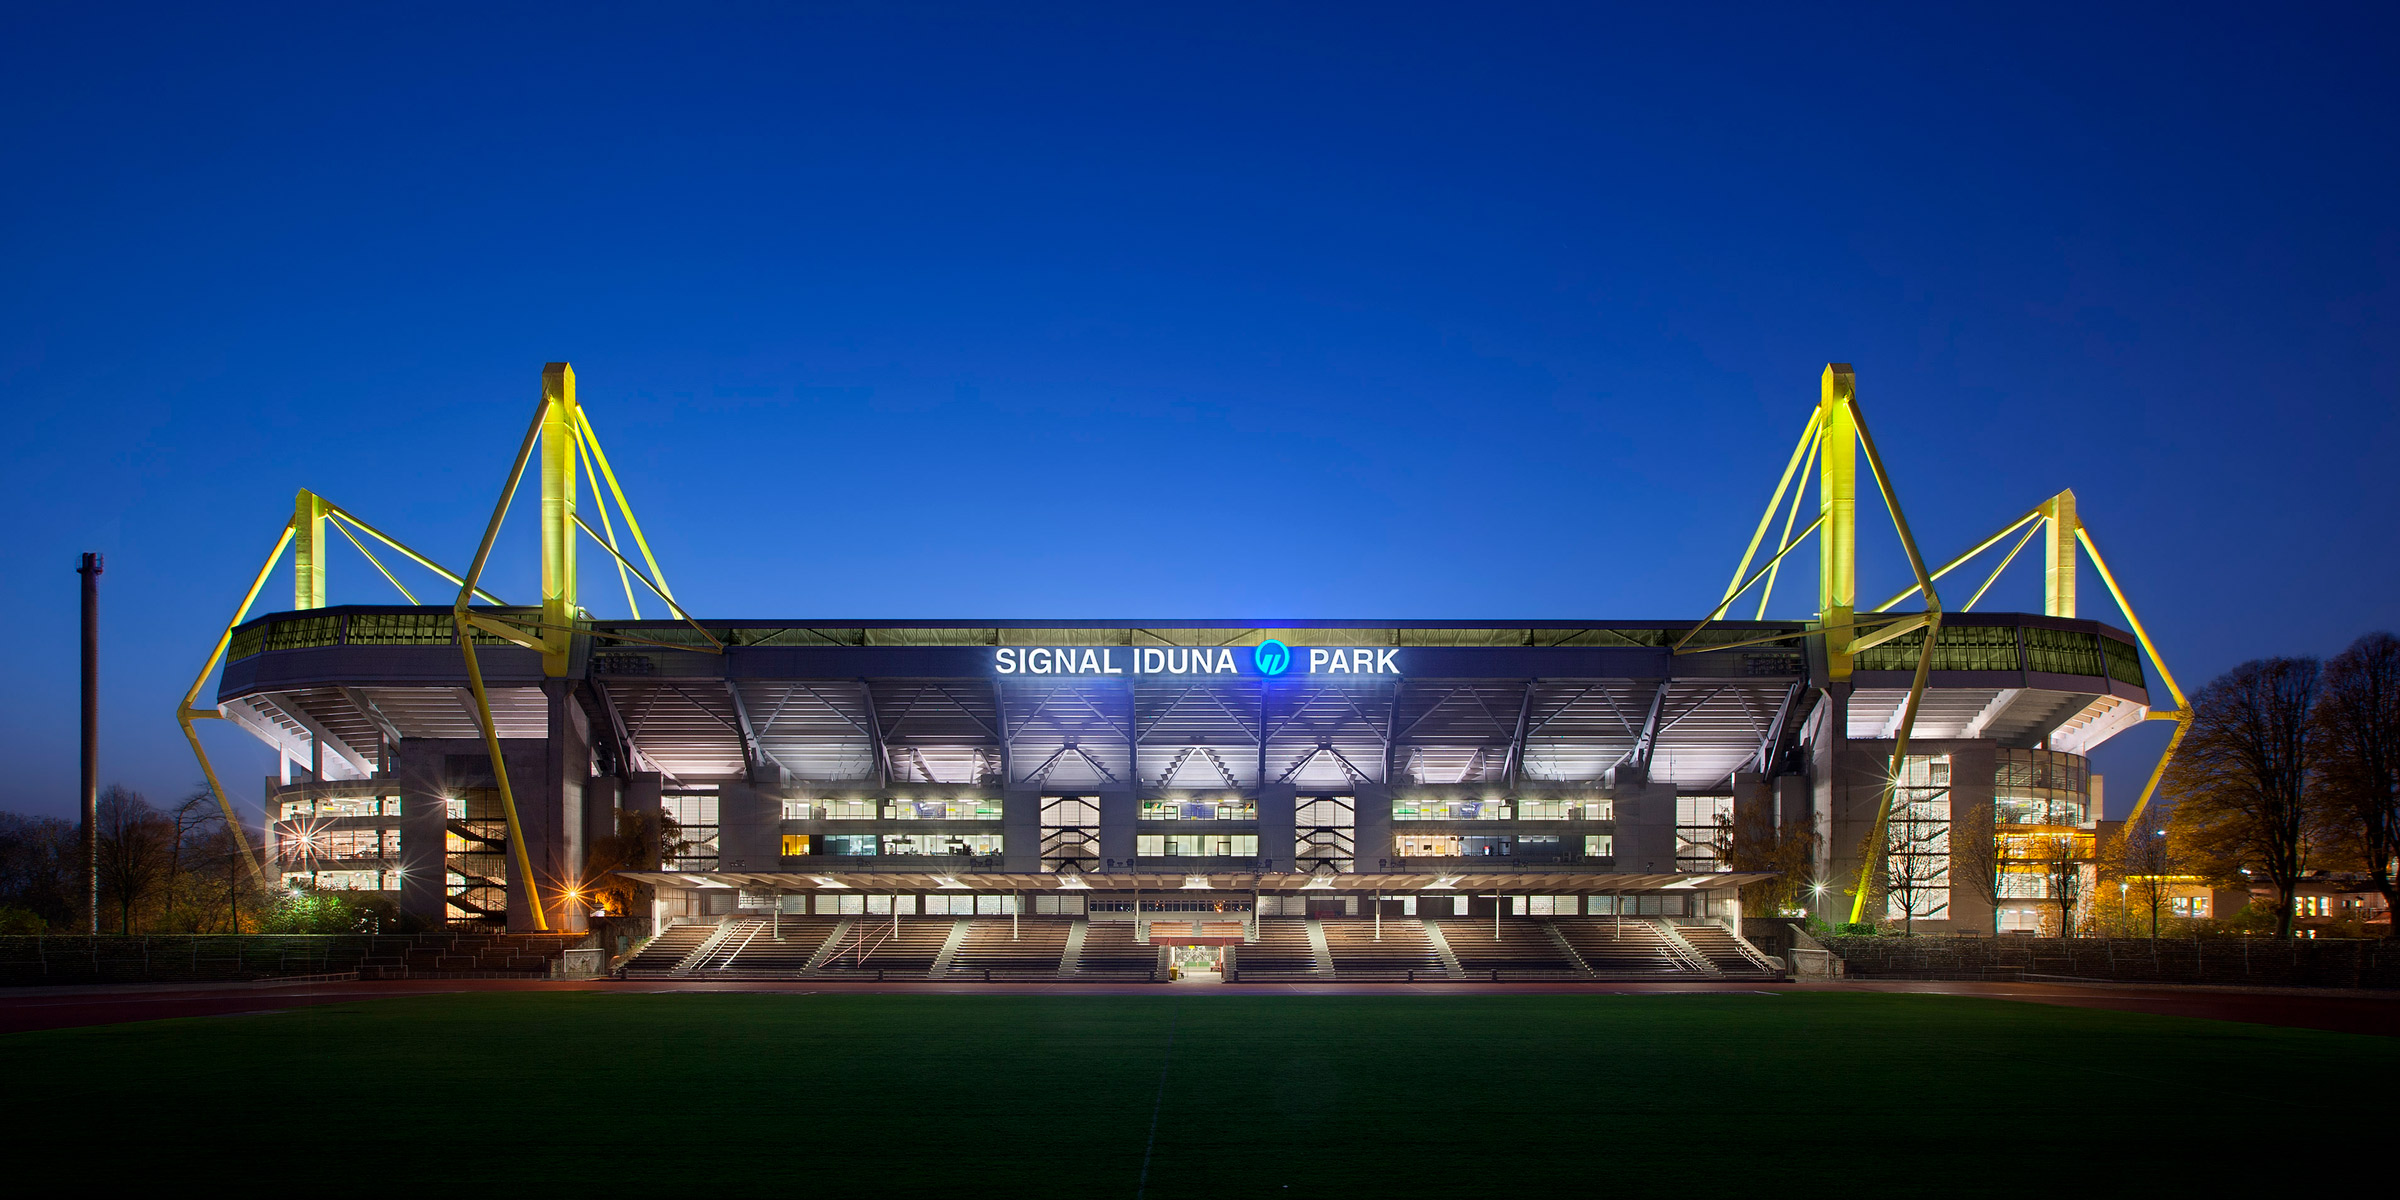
[182,362,2179,983]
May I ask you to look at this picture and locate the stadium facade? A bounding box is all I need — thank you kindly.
[187,363,2180,979]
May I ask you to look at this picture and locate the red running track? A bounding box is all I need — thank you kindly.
[1,977,2395,1037]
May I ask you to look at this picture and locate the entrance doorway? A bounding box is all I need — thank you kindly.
[1170,944,1224,979]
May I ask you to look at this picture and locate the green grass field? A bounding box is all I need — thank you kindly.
[3,991,2386,1195]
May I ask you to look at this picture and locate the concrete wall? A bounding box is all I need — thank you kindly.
[1350,781,1390,872]
[394,737,550,930]
[1256,782,1296,874]
[1096,786,1137,868]
[1827,737,1996,934]
[716,779,781,871]
[1002,787,1040,872]
[538,679,591,934]
[1609,772,1678,875]
[1828,934,2400,989]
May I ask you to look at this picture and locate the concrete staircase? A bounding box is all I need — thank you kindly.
[928,919,974,976]
[1420,922,1466,978]
[1060,920,1089,975]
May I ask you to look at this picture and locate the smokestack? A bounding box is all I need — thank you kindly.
[79,552,101,934]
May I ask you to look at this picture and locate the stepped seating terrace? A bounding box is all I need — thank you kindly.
[946,920,1071,976]
[693,920,771,969]
[1552,918,1689,975]
[1676,924,1779,976]
[1074,922,1164,977]
[1433,919,1579,974]
[1323,919,1444,977]
[1228,919,1320,980]
[814,917,953,975]
[714,918,843,972]
[623,923,719,974]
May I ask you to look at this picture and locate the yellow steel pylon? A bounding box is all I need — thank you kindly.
[1692,369,2190,923]
[1679,364,1944,926]
[1872,489,2192,826]
[450,364,721,931]
[179,491,504,893]
[182,364,717,929]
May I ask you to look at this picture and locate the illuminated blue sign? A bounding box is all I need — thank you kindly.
[1253,639,1291,676]
[992,642,1399,677]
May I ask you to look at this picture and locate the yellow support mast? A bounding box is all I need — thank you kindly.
[2043,489,2077,618]
[293,490,329,610]
[1881,487,2192,828]
[1670,363,1945,927]
[539,363,579,678]
[1819,365,1859,681]
[177,523,298,892]
[453,388,557,932]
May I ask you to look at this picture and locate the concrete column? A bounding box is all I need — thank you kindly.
[717,779,783,872]
[1351,780,1391,873]
[1610,769,1677,876]
[1730,771,1772,863]
[395,740,450,928]
[624,771,663,817]
[1808,685,1848,921]
[1096,786,1136,871]
[1002,787,1040,873]
[583,775,620,865]
[542,679,590,933]
[1946,743,1998,934]
[1775,775,1810,838]
[1256,782,1297,875]
[501,739,553,934]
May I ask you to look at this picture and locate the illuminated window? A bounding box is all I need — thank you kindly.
[1295,795,1355,872]
[1675,796,1735,873]
[1885,756,1952,923]
[889,798,1002,820]
[1140,797,1258,821]
[1392,797,1512,821]
[1040,796,1101,873]
[1994,749,2089,825]
[881,833,1004,857]
[1137,834,1258,857]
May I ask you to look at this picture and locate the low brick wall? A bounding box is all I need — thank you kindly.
[0,933,586,987]
[1827,935,2400,990]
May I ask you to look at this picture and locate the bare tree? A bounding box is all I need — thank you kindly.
[0,812,79,928]
[2113,806,2179,940]
[2166,657,2323,938]
[2037,832,2082,937]
[585,809,690,920]
[1884,816,1948,934]
[162,790,266,932]
[94,786,174,934]
[1717,810,1817,919]
[1951,798,2003,934]
[2317,632,2400,938]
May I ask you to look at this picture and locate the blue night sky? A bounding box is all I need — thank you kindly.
[1,5,2393,821]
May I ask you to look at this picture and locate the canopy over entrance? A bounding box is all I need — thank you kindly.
[615,869,1775,894]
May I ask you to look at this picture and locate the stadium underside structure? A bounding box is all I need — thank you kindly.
[189,362,2185,979]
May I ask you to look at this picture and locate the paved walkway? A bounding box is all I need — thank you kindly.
[3,975,2395,1036]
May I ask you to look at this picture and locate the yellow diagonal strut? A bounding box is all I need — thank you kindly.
[454,399,554,932]
[2076,526,2191,826]
[177,521,298,890]
[1843,389,1943,926]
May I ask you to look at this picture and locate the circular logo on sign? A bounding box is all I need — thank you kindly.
[1253,639,1292,676]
